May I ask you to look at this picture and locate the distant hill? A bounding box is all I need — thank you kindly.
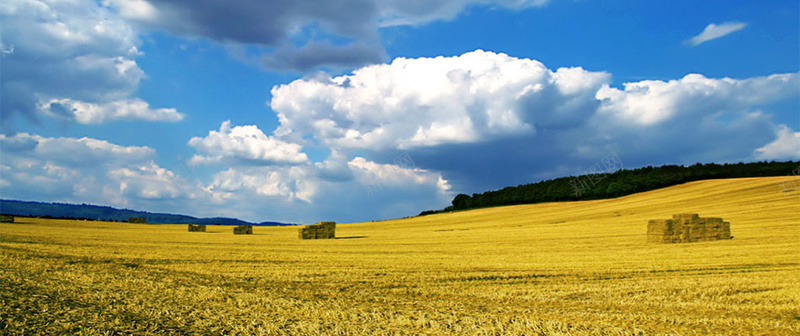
[421,160,799,215]
[0,200,296,226]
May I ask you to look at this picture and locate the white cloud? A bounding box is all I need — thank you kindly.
[596,73,799,126]
[271,50,798,154]
[0,131,224,218]
[0,132,154,166]
[193,154,452,222]
[0,0,179,124]
[755,126,800,160]
[109,163,182,199]
[108,0,159,22]
[38,98,184,124]
[179,120,454,221]
[188,121,309,165]
[207,166,315,203]
[271,50,608,150]
[0,132,169,202]
[348,156,452,194]
[687,21,747,46]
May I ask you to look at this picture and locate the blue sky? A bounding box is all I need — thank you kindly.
[1,0,798,223]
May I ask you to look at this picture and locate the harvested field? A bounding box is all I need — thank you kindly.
[1,177,798,335]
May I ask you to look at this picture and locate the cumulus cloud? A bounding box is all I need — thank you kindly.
[207,166,315,203]
[0,0,180,124]
[596,73,799,125]
[271,50,608,150]
[0,132,170,202]
[106,0,552,70]
[197,155,453,222]
[755,126,800,160]
[188,121,309,165]
[687,21,747,46]
[271,50,798,153]
[108,163,184,199]
[0,131,232,218]
[179,116,454,220]
[183,119,453,220]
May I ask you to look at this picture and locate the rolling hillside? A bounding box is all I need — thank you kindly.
[1,177,798,335]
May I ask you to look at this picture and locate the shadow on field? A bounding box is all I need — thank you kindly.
[335,236,368,240]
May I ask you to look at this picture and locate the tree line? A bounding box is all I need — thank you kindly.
[420,161,798,216]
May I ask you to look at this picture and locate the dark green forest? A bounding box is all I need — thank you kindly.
[421,161,799,216]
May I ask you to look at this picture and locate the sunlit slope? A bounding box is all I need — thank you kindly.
[1,177,798,335]
[335,176,799,270]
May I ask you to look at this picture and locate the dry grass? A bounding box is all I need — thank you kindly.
[1,177,798,335]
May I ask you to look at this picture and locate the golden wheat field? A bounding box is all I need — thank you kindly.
[1,177,799,335]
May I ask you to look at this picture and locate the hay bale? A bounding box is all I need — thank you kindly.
[234,225,253,235]
[647,214,731,243]
[128,217,146,224]
[647,219,672,230]
[188,223,207,232]
[0,215,14,223]
[718,221,732,239]
[298,221,336,239]
[672,213,699,221]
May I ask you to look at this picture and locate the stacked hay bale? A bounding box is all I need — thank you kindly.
[233,225,253,235]
[705,217,731,240]
[188,223,207,232]
[647,213,731,243]
[0,215,14,223]
[646,219,676,243]
[298,221,336,239]
[128,217,147,224]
